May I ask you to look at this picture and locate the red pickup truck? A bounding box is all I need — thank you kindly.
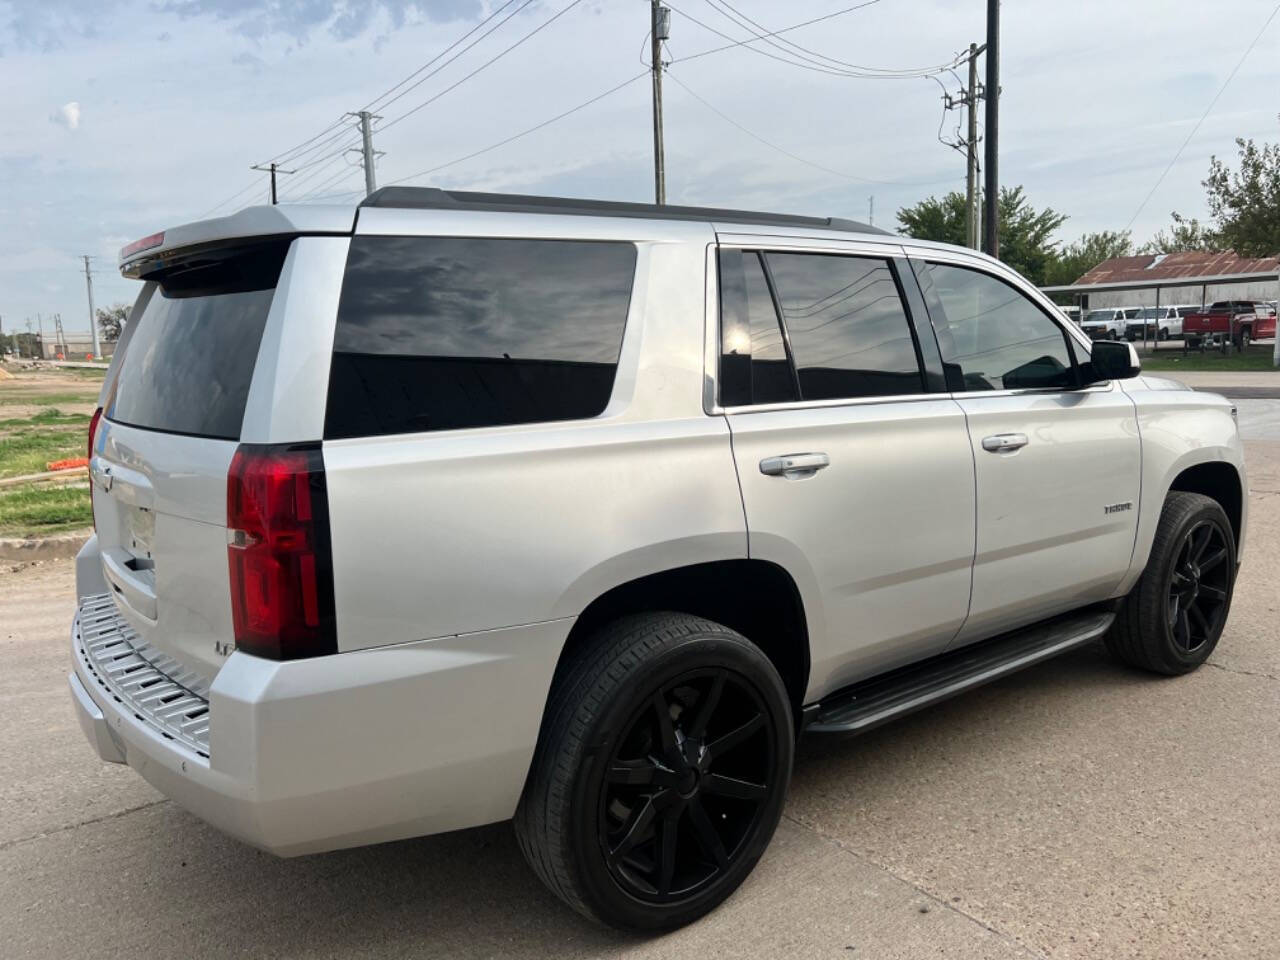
[1182,300,1277,351]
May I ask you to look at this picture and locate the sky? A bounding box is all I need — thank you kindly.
[2,0,1277,339]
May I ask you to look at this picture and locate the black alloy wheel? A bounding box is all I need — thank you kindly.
[515,613,793,930]
[600,667,776,903]
[1166,520,1231,654]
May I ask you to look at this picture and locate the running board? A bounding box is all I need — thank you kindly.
[805,608,1115,736]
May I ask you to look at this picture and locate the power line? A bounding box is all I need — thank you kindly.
[668,0,893,66]
[1124,0,1280,233]
[377,71,650,190]
[664,0,965,79]
[366,0,537,119]
[663,68,960,187]
[378,0,590,135]
[702,0,953,78]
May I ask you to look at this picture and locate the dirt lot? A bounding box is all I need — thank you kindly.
[3,432,1278,960]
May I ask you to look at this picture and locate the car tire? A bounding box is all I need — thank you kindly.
[1239,328,1251,351]
[1106,492,1236,675]
[515,612,794,931]
[1159,327,1169,341]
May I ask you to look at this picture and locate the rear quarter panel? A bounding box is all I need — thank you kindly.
[322,222,749,651]
[1119,378,1247,593]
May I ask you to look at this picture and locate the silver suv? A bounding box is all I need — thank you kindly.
[71,189,1247,931]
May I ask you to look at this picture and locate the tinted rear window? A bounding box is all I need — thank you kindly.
[107,242,287,440]
[325,236,636,439]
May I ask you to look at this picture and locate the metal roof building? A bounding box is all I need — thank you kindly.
[1042,251,1280,309]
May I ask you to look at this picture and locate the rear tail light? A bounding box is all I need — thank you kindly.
[88,407,102,530]
[226,443,337,660]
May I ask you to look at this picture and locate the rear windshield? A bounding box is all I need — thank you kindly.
[325,236,636,439]
[107,242,289,440]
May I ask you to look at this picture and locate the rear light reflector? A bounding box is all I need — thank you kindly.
[226,443,337,660]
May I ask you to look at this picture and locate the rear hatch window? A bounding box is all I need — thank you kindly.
[107,241,290,440]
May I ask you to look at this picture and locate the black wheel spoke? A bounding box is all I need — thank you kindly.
[1174,608,1192,649]
[703,773,767,801]
[706,713,765,761]
[689,672,725,740]
[658,813,679,895]
[686,799,728,868]
[1189,525,1211,563]
[1200,547,1228,573]
[1200,583,1227,602]
[1187,602,1211,639]
[610,797,658,865]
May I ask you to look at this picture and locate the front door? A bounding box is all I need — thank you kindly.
[912,258,1141,644]
[717,245,976,699]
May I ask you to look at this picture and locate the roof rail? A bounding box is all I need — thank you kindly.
[359,186,890,235]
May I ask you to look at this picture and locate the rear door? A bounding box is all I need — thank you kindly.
[91,240,292,685]
[719,243,976,698]
[910,256,1141,644]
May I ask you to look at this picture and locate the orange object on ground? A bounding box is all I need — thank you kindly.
[47,457,89,471]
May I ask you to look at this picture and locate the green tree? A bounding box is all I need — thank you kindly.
[96,303,128,342]
[1138,212,1218,254]
[1044,230,1133,288]
[1203,137,1280,257]
[897,186,1068,285]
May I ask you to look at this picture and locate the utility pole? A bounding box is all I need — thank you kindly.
[250,162,297,204]
[650,1,670,204]
[82,255,100,358]
[358,111,378,196]
[965,43,985,250]
[868,196,874,227]
[982,0,1000,258]
[36,313,44,360]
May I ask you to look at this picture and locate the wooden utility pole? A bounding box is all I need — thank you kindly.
[982,0,1000,257]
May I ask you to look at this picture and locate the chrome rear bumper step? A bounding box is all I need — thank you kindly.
[806,608,1115,736]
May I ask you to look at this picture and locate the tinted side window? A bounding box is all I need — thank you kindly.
[765,252,923,400]
[718,249,798,406]
[326,237,636,438]
[923,262,1077,392]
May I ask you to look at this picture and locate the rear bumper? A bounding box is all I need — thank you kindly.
[69,598,570,857]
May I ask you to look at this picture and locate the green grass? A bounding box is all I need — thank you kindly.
[0,390,97,407]
[1138,346,1280,372]
[0,409,90,479]
[0,484,91,537]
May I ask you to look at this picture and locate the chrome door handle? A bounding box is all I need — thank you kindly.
[760,453,830,477]
[981,433,1029,453]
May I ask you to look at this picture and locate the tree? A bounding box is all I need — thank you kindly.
[897,185,1068,285]
[96,304,128,342]
[1203,137,1280,257]
[1138,213,1218,254]
[1043,230,1133,289]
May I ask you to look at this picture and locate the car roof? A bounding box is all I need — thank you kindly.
[359,186,892,237]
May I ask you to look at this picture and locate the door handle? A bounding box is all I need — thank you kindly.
[759,453,830,477]
[981,433,1029,453]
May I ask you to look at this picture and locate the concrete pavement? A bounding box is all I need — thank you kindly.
[4,440,1278,959]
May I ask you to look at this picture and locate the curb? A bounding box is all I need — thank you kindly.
[0,529,92,563]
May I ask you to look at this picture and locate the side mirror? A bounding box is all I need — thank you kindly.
[1084,339,1141,384]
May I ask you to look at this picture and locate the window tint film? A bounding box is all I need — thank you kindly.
[107,242,288,440]
[765,252,923,400]
[718,249,797,406]
[326,237,636,438]
[923,262,1076,392]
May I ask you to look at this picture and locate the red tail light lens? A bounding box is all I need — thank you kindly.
[88,407,103,530]
[88,407,102,461]
[226,443,337,660]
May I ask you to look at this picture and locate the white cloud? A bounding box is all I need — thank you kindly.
[50,101,81,130]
